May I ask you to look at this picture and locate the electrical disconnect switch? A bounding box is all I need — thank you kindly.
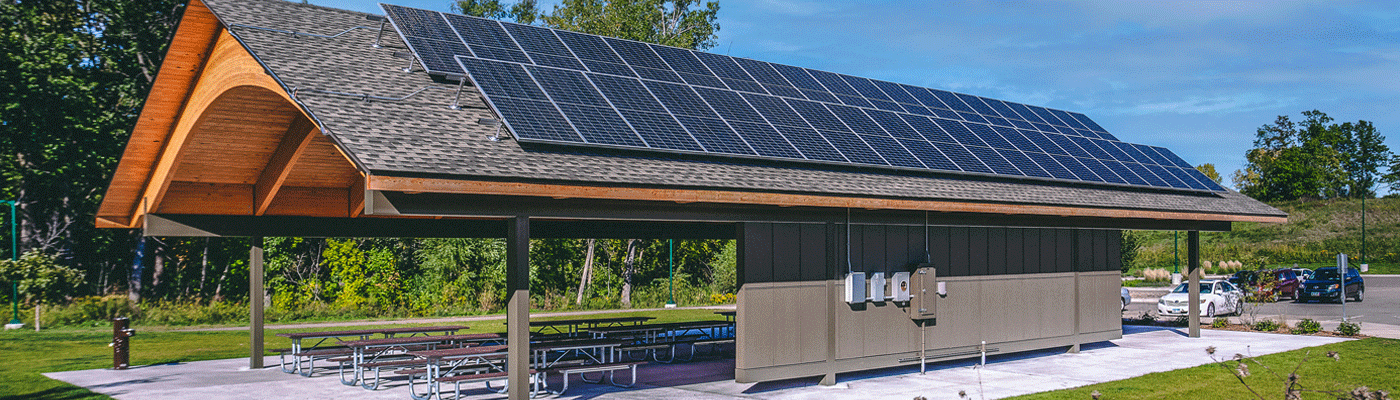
[844,272,866,304]
[892,271,911,302]
[869,272,887,302]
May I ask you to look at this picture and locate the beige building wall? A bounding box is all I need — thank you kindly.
[735,222,1123,383]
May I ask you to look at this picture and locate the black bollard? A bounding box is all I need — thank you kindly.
[112,317,136,370]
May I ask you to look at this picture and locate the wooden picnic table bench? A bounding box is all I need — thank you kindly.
[405,345,513,400]
[337,333,507,388]
[273,325,468,376]
[587,320,733,343]
[510,315,654,337]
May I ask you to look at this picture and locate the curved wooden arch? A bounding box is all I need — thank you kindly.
[100,24,362,228]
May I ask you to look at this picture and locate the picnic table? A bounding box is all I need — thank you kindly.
[337,333,506,387]
[714,310,735,322]
[587,320,732,343]
[404,338,636,398]
[510,316,654,337]
[406,345,515,400]
[274,325,467,376]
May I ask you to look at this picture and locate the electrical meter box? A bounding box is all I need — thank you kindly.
[911,264,937,320]
[844,272,866,304]
[869,272,887,302]
[891,271,911,302]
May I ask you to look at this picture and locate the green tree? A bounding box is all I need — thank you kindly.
[1119,231,1142,273]
[1195,164,1222,185]
[1233,110,1388,202]
[0,0,182,295]
[454,0,538,23]
[1334,120,1390,198]
[0,251,85,304]
[542,0,721,50]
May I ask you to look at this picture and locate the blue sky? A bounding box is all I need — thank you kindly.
[321,0,1400,191]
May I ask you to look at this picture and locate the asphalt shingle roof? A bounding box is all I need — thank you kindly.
[201,0,1286,219]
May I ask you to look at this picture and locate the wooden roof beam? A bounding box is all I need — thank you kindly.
[255,116,318,215]
[366,175,1288,224]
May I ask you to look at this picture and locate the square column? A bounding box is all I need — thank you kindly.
[506,217,530,399]
[1187,231,1200,338]
[250,237,265,369]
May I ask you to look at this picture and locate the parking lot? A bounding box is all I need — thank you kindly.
[1125,275,1400,329]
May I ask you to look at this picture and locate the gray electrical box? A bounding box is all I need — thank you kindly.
[844,272,866,304]
[912,264,937,320]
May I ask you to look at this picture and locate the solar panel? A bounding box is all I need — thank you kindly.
[386,4,1224,193]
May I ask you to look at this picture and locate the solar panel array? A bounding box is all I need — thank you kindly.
[382,4,1226,193]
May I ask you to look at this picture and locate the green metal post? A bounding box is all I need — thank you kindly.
[1362,195,1366,264]
[5,200,19,325]
[1173,231,1179,274]
[667,239,675,307]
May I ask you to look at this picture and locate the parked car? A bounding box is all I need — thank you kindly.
[1121,287,1131,311]
[1297,267,1364,303]
[1157,280,1244,317]
[1292,268,1314,281]
[1227,268,1300,301]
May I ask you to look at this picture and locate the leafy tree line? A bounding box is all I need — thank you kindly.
[1232,110,1392,202]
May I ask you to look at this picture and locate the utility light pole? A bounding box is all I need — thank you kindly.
[666,239,676,308]
[3,200,20,328]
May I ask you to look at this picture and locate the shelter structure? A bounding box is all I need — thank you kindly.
[96,0,1286,398]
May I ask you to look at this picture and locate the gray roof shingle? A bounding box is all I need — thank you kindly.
[202,0,1285,219]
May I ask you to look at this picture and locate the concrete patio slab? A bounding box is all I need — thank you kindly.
[45,326,1349,400]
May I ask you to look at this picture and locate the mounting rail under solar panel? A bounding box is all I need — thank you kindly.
[381,3,1226,193]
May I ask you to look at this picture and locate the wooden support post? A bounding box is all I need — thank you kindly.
[250,236,265,369]
[506,216,530,400]
[1187,231,1200,338]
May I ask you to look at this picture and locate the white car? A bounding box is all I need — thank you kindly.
[1157,280,1244,317]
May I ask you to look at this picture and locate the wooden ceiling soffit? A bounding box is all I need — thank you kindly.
[255,115,318,215]
[365,175,1288,224]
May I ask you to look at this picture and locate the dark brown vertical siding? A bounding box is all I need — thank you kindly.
[988,228,1007,275]
[861,225,886,272]
[1006,228,1025,275]
[1092,230,1108,271]
[1056,229,1074,273]
[949,227,970,276]
[908,225,928,266]
[1076,229,1094,271]
[930,226,950,271]
[743,221,1121,283]
[882,226,904,272]
[800,224,827,280]
[1106,230,1123,272]
[772,223,801,281]
[826,223,839,279]
[1039,229,1056,273]
[1023,229,1040,273]
[743,223,773,283]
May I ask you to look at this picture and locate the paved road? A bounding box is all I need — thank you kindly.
[1125,276,1400,326]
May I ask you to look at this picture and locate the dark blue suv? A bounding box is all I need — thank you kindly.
[1297,267,1364,303]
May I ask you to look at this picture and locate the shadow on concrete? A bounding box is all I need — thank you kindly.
[1124,324,1187,337]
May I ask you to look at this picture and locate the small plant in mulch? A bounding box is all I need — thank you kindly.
[1207,346,1391,400]
[1212,317,1230,329]
[1252,319,1282,332]
[1291,318,1322,335]
[1337,321,1362,336]
[1170,315,1190,327]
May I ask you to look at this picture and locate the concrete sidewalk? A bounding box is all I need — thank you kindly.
[46,326,1349,400]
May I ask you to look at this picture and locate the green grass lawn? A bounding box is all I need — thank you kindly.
[1006,338,1400,400]
[0,308,723,400]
